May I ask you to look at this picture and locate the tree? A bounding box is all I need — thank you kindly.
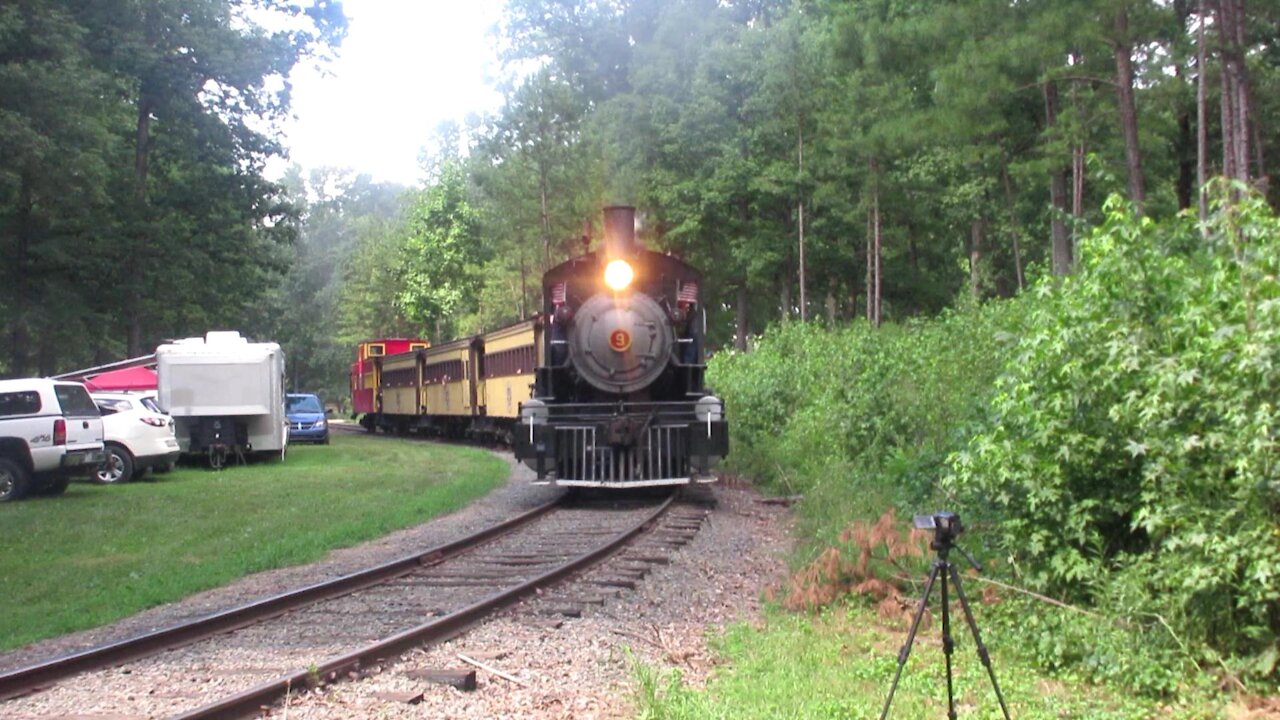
[0,0,347,376]
[0,1,124,375]
[396,161,486,340]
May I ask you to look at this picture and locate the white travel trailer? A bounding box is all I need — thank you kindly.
[156,331,287,467]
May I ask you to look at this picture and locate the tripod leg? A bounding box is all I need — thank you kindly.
[941,564,957,720]
[879,562,942,720]
[947,564,1013,720]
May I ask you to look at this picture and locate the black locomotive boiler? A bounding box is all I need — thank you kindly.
[513,206,728,487]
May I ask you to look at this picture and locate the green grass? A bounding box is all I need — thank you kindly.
[0,432,509,650]
[632,604,1224,720]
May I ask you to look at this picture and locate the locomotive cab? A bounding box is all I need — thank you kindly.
[514,206,728,487]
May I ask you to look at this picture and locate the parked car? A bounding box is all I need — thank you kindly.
[0,378,105,501]
[285,393,329,444]
[91,391,181,484]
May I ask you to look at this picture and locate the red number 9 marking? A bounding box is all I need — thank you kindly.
[609,329,632,352]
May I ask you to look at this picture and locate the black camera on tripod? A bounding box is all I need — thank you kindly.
[881,509,1011,720]
[913,510,964,548]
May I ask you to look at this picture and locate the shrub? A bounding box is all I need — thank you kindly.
[946,190,1280,673]
[709,305,1016,542]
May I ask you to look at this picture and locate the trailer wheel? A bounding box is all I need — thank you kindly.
[209,446,228,470]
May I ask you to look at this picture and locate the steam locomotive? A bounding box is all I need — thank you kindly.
[514,206,727,486]
[350,206,727,488]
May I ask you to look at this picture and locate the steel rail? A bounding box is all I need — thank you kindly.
[0,496,563,701]
[173,491,677,720]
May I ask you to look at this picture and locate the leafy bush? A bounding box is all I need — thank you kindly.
[709,305,1016,547]
[710,189,1280,688]
[946,190,1280,672]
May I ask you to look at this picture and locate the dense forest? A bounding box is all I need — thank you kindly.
[3,0,1276,396]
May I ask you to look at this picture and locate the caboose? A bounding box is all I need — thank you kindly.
[350,338,429,431]
[513,206,728,486]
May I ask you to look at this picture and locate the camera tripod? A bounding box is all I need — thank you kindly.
[879,532,1012,720]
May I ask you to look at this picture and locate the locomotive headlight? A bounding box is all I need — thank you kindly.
[604,259,634,291]
[520,399,548,445]
[696,395,723,437]
[695,396,723,423]
[520,399,548,426]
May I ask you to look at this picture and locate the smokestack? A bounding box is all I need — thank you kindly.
[602,206,636,258]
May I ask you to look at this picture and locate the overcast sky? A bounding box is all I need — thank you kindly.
[277,0,508,187]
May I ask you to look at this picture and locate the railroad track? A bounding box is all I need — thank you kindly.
[0,490,709,719]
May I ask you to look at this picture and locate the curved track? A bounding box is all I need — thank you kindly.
[0,491,703,719]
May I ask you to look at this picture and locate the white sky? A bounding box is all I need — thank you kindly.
[277,0,508,187]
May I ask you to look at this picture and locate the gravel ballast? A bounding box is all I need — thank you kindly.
[0,453,793,719]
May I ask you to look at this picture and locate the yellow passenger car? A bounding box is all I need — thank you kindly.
[479,319,542,420]
[422,336,479,420]
[377,349,422,418]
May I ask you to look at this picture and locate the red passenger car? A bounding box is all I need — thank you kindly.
[349,339,428,426]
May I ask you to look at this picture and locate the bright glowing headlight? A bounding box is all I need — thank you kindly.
[604,259,634,291]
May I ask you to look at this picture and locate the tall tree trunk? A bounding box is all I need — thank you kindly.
[538,167,551,270]
[8,171,35,377]
[780,264,792,322]
[1171,1,1195,210]
[1216,0,1252,184]
[1113,6,1146,214]
[1070,53,1087,226]
[735,283,749,351]
[518,252,528,318]
[1197,0,1210,225]
[1176,103,1195,211]
[1043,81,1074,275]
[969,220,985,299]
[865,206,873,324]
[871,159,882,328]
[134,103,151,205]
[999,149,1026,291]
[797,128,807,322]
[825,282,837,325]
[128,94,156,358]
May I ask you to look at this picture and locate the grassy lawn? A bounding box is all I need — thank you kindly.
[633,604,1225,720]
[0,431,509,650]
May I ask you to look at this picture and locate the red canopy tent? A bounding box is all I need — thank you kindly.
[84,366,158,392]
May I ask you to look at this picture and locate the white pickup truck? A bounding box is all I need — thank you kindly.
[0,378,106,501]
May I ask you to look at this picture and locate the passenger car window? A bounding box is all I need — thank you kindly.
[140,397,162,413]
[0,391,41,417]
[55,384,101,417]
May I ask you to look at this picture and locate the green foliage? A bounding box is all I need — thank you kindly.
[0,0,347,375]
[396,161,485,339]
[709,309,1015,524]
[947,189,1280,673]
[710,192,1280,690]
[987,596,1197,698]
[264,168,409,402]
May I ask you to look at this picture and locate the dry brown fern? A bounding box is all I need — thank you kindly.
[783,508,931,612]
